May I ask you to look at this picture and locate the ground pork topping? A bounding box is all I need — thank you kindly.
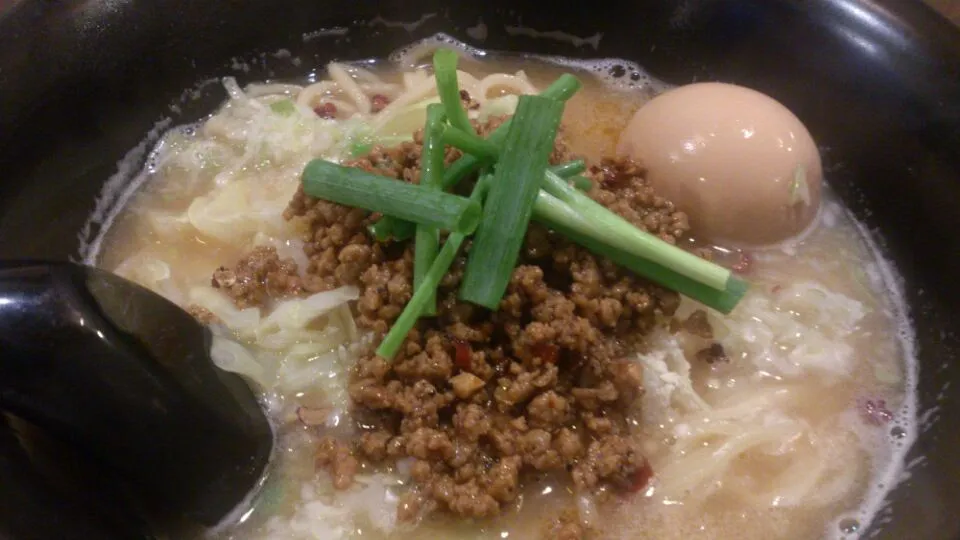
[211,246,303,308]
[218,115,690,530]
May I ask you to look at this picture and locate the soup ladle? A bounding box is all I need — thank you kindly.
[0,261,273,534]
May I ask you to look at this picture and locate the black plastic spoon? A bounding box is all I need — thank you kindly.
[0,261,273,534]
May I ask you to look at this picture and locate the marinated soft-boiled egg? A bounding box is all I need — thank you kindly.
[617,82,822,247]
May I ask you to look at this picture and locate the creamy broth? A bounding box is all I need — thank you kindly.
[91,43,915,540]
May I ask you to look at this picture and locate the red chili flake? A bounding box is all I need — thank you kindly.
[371,94,390,113]
[531,343,559,364]
[861,398,894,426]
[314,102,338,119]
[452,338,472,370]
[771,284,783,294]
[627,461,654,493]
[731,251,752,274]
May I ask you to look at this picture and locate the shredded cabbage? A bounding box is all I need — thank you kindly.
[197,286,360,399]
[635,330,710,424]
[113,252,183,304]
[677,281,866,379]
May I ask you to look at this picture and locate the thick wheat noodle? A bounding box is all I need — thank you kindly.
[367,76,445,131]
[245,83,304,98]
[727,449,824,507]
[295,81,339,109]
[402,69,430,90]
[476,72,539,100]
[350,66,381,83]
[657,381,861,510]
[358,82,403,98]
[657,422,804,499]
[208,116,266,186]
[246,64,538,135]
[328,63,372,115]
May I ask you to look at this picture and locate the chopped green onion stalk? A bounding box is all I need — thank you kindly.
[414,104,446,316]
[533,191,747,313]
[270,99,296,116]
[440,126,500,161]
[570,175,593,191]
[439,74,582,193]
[376,232,467,359]
[532,192,747,313]
[460,95,565,309]
[301,160,481,234]
[549,159,586,178]
[374,74,582,240]
[350,140,374,157]
[377,172,495,359]
[433,49,475,135]
[368,219,416,242]
[539,170,731,291]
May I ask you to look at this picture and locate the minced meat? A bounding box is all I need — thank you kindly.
[211,245,303,308]
[232,115,692,531]
[315,436,359,490]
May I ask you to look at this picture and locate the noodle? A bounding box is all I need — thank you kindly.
[327,63,372,114]
[650,379,863,512]
[245,83,304,98]
[476,71,539,99]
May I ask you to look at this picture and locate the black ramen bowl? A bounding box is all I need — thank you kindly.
[1,0,959,538]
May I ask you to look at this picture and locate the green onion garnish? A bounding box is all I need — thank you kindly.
[570,175,593,191]
[550,159,587,178]
[413,104,446,316]
[368,219,416,243]
[377,174,494,359]
[537,170,730,291]
[301,160,481,235]
[437,74,581,193]
[532,192,747,313]
[350,140,374,157]
[440,125,500,161]
[270,99,296,116]
[376,232,467,359]
[369,74,582,242]
[459,95,564,309]
[433,49,474,135]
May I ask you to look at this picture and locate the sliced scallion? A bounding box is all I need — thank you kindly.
[368,219,416,242]
[270,99,296,116]
[532,191,747,313]
[433,49,474,135]
[570,175,593,191]
[550,159,586,178]
[438,74,582,193]
[376,173,494,359]
[460,95,564,309]
[414,104,447,316]
[538,170,730,291]
[440,125,500,161]
[371,74,582,241]
[376,232,467,359]
[302,160,481,234]
[350,140,374,157]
